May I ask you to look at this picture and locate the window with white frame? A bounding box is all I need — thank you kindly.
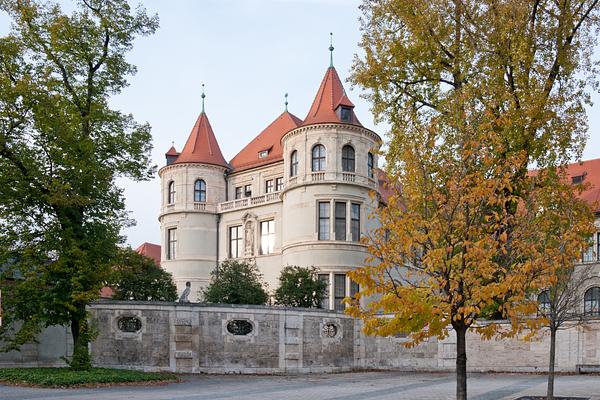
[318,274,330,309]
[318,202,330,240]
[244,184,252,198]
[290,150,298,177]
[275,177,283,192]
[312,144,326,172]
[234,186,242,200]
[229,225,242,258]
[260,220,275,255]
[265,179,274,193]
[335,202,346,241]
[351,203,360,241]
[167,228,177,260]
[334,274,346,311]
[194,179,206,202]
[168,181,175,204]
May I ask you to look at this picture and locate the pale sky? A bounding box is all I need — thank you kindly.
[1,0,599,248]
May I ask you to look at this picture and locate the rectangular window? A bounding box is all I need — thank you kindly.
[318,201,330,240]
[167,228,177,260]
[244,184,252,198]
[260,220,275,255]
[351,203,360,241]
[265,179,274,193]
[276,177,284,192]
[334,274,346,311]
[318,274,330,309]
[335,202,346,241]
[583,235,595,263]
[235,186,242,200]
[340,106,352,122]
[229,225,242,258]
[350,279,359,298]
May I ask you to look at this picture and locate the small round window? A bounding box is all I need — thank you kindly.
[227,320,253,336]
[322,323,338,338]
[117,316,142,333]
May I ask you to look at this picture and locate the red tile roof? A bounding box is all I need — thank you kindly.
[303,66,362,127]
[564,158,600,213]
[173,112,228,167]
[135,242,161,266]
[229,111,303,172]
[165,145,178,156]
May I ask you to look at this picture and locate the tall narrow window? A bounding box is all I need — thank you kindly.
[234,186,242,200]
[194,179,206,202]
[168,181,175,204]
[584,287,600,316]
[318,201,330,240]
[335,202,347,241]
[368,152,374,179]
[167,228,177,260]
[260,220,275,255]
[265,179,274,193]
[244,184,252,198]
[290,150,298,177]
[351,203,360,241]
[538,290,551,314]
[334,274,346,311]
[275,177,284,192]
[341,145,355,172]
[350,279,360,298]
[597,232,600,261]
[229,225,242,258]
[312,144,326,172]
[318,274,330,309]
[582,235,595,263]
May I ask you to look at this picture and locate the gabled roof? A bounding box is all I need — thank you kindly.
[173,112,228,168]
[564,158,600,213]
[302,66,362,127]
[229,111,303,172]
[135,242,161,267]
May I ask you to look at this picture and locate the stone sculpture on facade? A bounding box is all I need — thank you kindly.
[179,281,191,303]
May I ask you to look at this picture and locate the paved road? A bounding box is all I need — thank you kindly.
[1,371,599,400]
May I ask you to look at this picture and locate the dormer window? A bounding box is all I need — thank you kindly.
[572,173,586,184]
[340,106,352,123]
[259,150,269,159]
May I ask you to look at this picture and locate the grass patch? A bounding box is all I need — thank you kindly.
[0,367,178,387]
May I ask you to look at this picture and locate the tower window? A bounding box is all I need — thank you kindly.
[260,220,275,255]
[351,203,360,241]
[318,201,330,240]
[290,150,298,177]
[342,145,355,172]
[312,144,326,172]
[335,202,346,241]
[584,287,600,316]
[318,274,330,309]
[167,228,177,260]
[168,181,176,204]
[194,179,206,202]
[340,106,352,122]
[368,152,374,179]
[334,274,346,311]
[229,225,242,258]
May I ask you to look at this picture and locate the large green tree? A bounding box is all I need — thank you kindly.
[349,1,599,399]
[0,0,157,370]
[203,260,269,305]
[274,266,327,308]
[108,248,177,302]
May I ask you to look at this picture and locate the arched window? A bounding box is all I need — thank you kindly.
[584,287,600,316]
[168,181,175,204]
[194,179,206,202]
[368,152,374,179]
[312,144,326,172]
[290,150,298,177]
[538,290,551,314]
[341,145,355,172]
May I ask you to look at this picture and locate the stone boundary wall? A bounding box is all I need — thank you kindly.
[88,301,600,374]
[0,325,71,368]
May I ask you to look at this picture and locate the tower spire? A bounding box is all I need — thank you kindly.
[329,32,334,67]
[284,92,288,112]
[201,83,206,113]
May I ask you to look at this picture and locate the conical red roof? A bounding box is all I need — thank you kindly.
[303,66,362,127]
[229,111,302,172]
[174,112,228,167]
[165,145,178,156]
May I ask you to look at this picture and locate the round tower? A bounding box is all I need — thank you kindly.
[158,104,228,301]
[280,60,382,311]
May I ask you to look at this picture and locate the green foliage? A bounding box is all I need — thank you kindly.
[274,266,327,308]
[0,0,158,368]
[202,260,269,305]
[108,248,177,302]
[0,368,177,387]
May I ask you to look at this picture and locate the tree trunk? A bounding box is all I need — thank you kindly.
[547,327,557,400]
[70,315,81,349]
[455,324,468,400]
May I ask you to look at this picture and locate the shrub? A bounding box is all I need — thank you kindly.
[202,260,269,305]
[274,266,327,308]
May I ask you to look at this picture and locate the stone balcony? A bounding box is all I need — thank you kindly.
[218,192,281,212]
[292,172,377,189]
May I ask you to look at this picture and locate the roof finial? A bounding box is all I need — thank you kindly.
[171,140,174,147]
[201,83,206,113]
[329,32,334,67]
[284,92,288,112]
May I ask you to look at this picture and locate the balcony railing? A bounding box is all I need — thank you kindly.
[218,192,281,212]
[286,172,377,189]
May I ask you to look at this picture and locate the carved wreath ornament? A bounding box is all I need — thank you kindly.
[322,323,338,338]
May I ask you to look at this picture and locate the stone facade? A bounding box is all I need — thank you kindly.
[87,301,600,374]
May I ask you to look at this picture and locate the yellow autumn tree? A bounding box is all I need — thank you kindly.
[348,1,600,399]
